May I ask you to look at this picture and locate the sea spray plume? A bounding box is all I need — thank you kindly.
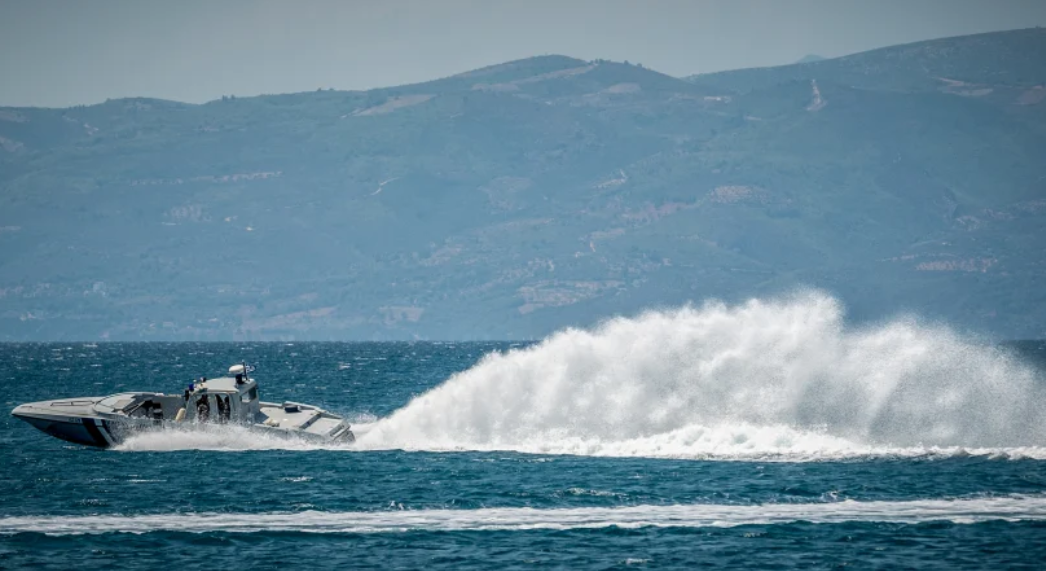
[359,291,1046,457]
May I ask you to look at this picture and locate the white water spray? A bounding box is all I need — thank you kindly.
[358,292,1046,459]
[115,424,351,452]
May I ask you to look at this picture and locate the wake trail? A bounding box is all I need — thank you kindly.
[4,496,1046,535]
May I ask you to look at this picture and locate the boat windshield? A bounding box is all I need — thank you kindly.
[96,395,136,412]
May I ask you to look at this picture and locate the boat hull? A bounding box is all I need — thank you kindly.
[12,408,118,448]
[12,403,354,448]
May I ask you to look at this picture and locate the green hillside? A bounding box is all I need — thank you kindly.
[1,29,1044,340]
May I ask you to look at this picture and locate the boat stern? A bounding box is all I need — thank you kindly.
[258,401,355,443]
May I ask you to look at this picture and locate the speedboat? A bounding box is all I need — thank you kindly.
[10,364,354,448]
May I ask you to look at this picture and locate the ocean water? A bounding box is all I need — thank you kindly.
[2,293,1046,569]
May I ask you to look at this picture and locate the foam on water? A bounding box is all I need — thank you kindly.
[4,496,1046,535]
[115,414,380,452]
[357,291,1046,460]
[115,424,352,452]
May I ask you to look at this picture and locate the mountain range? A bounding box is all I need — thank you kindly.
[1,28,1044,340]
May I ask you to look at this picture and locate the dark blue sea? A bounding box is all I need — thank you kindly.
[2,299,1046,569]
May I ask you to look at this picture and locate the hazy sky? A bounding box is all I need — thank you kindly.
[3,0,1046,107]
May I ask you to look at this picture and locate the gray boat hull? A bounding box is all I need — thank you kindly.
[12,397,354,449]
[15,412,116,448]
[12,367,354,448]
[12,398,173,448]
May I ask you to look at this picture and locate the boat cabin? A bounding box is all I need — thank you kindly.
[183,366,262,424]
[90,364,263,425]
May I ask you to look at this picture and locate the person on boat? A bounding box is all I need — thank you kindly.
[196,398,210,422]
[216,395,230,423]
